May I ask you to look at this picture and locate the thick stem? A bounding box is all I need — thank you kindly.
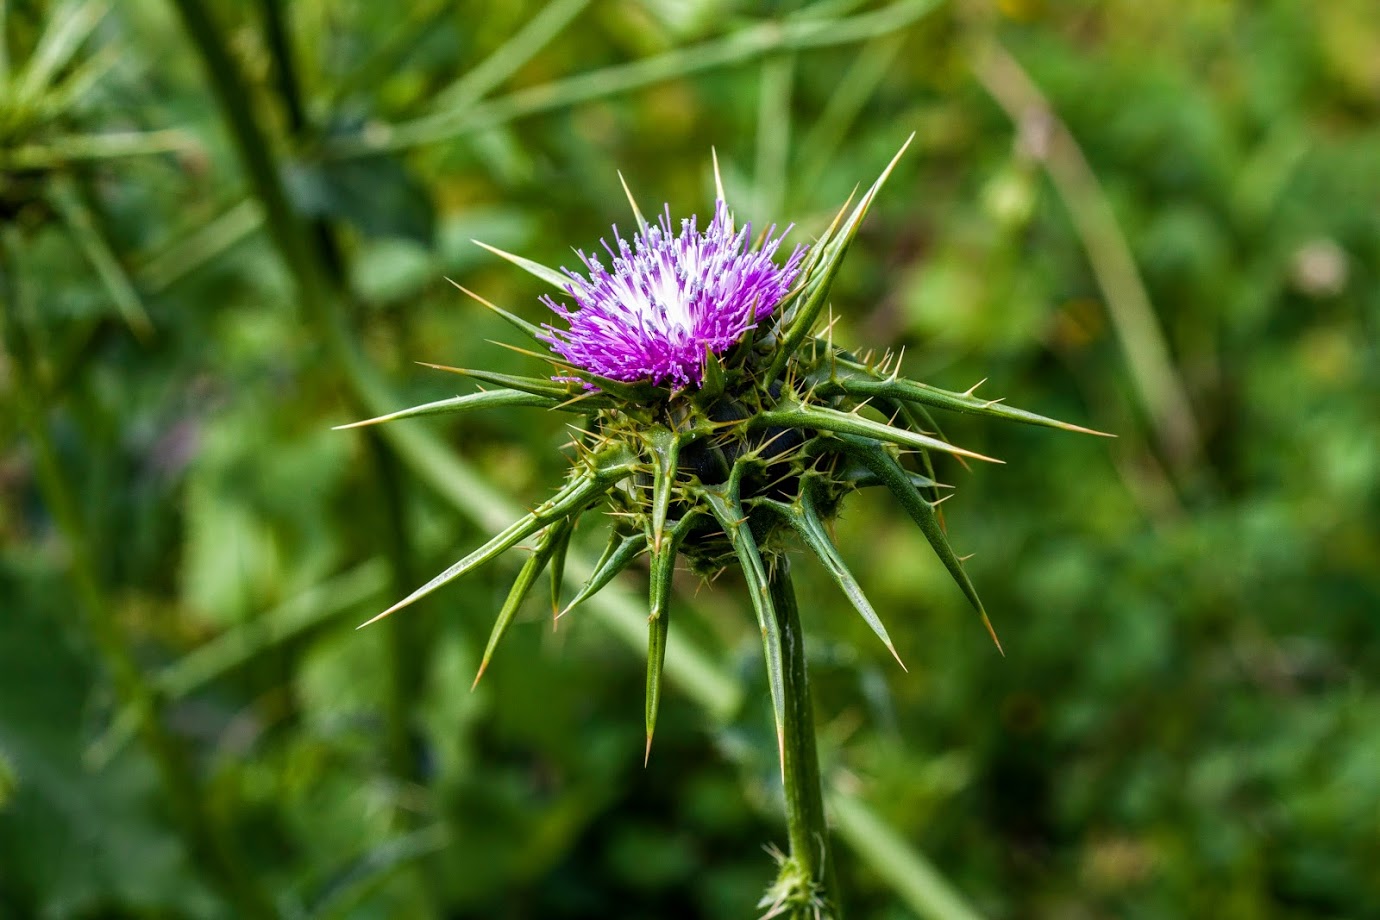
[769,559,842,918]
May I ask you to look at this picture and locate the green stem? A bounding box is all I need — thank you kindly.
[171,0,439,903]
[0,231,275,918]
[769,560,842,918]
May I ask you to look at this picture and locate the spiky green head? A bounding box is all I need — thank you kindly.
[340,138,1106,755]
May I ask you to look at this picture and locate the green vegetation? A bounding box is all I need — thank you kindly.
[2,1,1377,917]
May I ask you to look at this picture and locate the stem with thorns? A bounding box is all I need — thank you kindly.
[769,558,842,919]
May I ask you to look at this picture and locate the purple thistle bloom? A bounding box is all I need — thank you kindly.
[539,199,805,389]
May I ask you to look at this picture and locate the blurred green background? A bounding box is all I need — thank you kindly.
[2,0,1378,917]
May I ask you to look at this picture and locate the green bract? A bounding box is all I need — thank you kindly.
[340,137,1106,761]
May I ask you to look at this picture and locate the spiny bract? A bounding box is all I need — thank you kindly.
[338,138,1105,757]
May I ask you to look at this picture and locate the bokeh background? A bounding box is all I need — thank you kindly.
[2,1,1378,917]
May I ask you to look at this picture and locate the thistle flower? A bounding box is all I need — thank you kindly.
[538,200,804,388]
[340,136,1105,763]
[342,139,1106,918]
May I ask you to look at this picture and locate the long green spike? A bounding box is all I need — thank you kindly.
[699,478,788,779]
[867,394,953,504]
[333,389,558,429]
[644,426,681,555]
[762,134,913,384]
[753,403,1003,464]
[759,488,905,670]
[472,239,571,290]
[359,456,632,627]
[617,170,649,233]
[548,513,577,618]
[447,280,546,342]
[824,364,1112,437]
[558,530,646,620]
[645,513,698,764]
[472,522,568,689]
[416,362,603,404]
[838,438,1003,654]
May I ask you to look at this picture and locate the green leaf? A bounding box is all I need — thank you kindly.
[753,403,1003,464]
[360,459,632,627]
[332,389,559,429]
[838,438,1003,654]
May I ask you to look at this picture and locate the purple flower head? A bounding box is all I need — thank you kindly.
[539,199,805,389]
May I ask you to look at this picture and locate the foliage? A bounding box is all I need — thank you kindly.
[2,0,1378,917]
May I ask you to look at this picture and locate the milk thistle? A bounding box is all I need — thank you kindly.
[341,138,1102,917]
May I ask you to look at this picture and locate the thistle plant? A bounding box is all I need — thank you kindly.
[342,138,1102,917]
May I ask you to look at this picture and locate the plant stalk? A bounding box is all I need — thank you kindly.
[769,559,842,918]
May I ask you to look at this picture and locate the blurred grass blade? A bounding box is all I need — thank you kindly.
[306,824,451,920]
[92,560,390,765]
[14,0,106,102]
[797,33,904,192]
[329,0,945,156]
[37,42,119,118]
[430,0,591,114]
[3,129,195,169]
[46,175,153,340]
[829,793,986,920]
[0,0,9,82]
[139,199,263,293]
[754,53,795,221]
[333,389,558,430]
